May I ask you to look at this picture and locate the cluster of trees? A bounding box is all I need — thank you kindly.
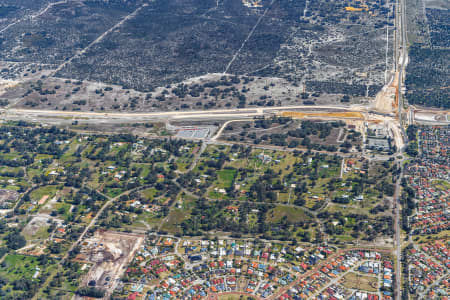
[406,125,418,141]
[402,244,414,299]
[180,198,273,236]
[400,181,416,233]
[289,120,344,139]
[0,124,74,161]
[406,44,449,109]
[0,220,25,250]
[405,125,419,156]
[180,198,312,242]
[171,76,242,101]
[318,211,394,241]
[253,116,291,129]
[231,119,350,152]
[427,9,450,47]
[0,99,9,106]
[76,287,105,298]
[0,254,53,298]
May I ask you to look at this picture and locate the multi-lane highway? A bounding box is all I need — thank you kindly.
[1,105,367,120]
[394,0,408,297]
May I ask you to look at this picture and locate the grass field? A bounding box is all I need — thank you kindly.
[54,202,72,219]
[414,230,449,244]
[217,168,237,188]
[1,254,40,280]
[141,187,158,200]
[30,185,59,202]
[161,208,191,234]
[59,140,80,162]
[133,211,163,229]
[266,205,311,223]
[278,192,290,203]
[341,272,378,292]
[432,179,450,191]
[105,187,123,198]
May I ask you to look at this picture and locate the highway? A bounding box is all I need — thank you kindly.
[2,104,367,119]
[394,0,408,296]
[397,0,408,129]
[394,162,404,300]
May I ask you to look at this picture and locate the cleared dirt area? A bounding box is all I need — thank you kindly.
[22,214,64,236]
[424,0,450,10]
[415,111,450,124]
[373,85,397,114]
[75,230,145,298]
[0,189,19,208]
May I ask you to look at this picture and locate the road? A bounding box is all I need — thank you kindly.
[396,0,408,129]
[393,0,408,295]
[393,162,404,300]
[2,104,366,119]
[210,119,249,141]
[339,157,345,178]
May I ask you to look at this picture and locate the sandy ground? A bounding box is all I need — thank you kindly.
[22,216,51,237]
[415,112,450,124]
[0,79,19,95]
[373,86,396,114]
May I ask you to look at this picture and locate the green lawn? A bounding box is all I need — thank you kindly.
[335,234,355,242]
[217,168,237,188]
[141,188,158,200]
[105,187,123,198]
[278,192,290,203]
[30,185,59,202]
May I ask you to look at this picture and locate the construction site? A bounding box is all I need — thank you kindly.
[74,230,145,299]
[279,111,365,120]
